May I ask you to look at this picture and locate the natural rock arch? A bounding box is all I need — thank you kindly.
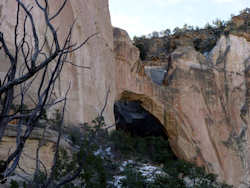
[114,91,168,138]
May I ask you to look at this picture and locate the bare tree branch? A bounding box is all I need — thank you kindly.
[0,0,99,186]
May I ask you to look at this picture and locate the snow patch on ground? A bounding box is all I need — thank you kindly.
[94,147,113,159]
[139,164,164,182]
[110,160,165,187]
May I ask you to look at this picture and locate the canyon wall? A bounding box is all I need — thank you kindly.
[0,1,249,187]
[0,0,116,178]
[0,0,116,126]
[114,27,250,187]
[0,125,71,175]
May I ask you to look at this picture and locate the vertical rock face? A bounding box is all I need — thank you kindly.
[166,36,250,187]
[0,0,116,125]
[0,0,116,178]
[114,27,250,187]
[0,125,70,174]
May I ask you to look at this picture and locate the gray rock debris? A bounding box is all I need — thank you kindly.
[144,66,167,85]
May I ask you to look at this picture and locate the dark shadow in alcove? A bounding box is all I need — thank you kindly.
[114,100,168,139]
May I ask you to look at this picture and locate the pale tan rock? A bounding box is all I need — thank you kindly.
[0,0,116,182]
[0,137,54,174]
[0,0,116,126]
[0,125,72,175]
[114,28,250,187]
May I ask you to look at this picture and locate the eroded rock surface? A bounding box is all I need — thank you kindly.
[114,27,250,187]
[0,125,71,175]
[0,0,116,182]
[0,0,116,126]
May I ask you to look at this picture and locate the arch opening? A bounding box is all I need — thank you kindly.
[114,99,167,139]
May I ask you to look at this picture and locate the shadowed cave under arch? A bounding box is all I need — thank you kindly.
[114,100,168,139]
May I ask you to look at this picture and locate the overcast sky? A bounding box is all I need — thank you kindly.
[109,0,250,38]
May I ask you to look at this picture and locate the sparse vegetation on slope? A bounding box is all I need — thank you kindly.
[133,8,250,61]
[10,117,233,187]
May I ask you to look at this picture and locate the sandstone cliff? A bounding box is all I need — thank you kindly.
[0,125,71,175]
[0,0,116,126]
[0,1,249,186]
[0,0,116,180]
[114,27,250,187]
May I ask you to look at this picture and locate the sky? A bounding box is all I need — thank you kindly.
[109,0,250,38]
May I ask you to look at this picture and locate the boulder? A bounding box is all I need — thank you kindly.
[144,66,167,85]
